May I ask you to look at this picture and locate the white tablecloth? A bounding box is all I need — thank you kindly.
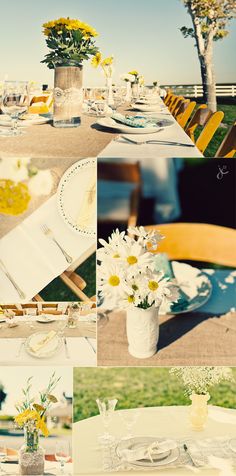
[1,460,73,475]
[0,195,95,302]
[0,336,96,366]
[73,405,236,475]
[98,98,200,223]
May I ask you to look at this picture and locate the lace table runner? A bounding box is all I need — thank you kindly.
[102,437,236,472]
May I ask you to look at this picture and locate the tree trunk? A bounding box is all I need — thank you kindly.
[205,61,217,112]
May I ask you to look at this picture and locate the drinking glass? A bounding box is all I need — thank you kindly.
[0,441,7,474]
[119,410,140,439]
[96,398,118,444]
[94,100,107,117]
[1,81,29,136]
[55,440,71,474]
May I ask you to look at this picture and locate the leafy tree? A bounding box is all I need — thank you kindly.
[0,383,7,411]
[180,0,236,111]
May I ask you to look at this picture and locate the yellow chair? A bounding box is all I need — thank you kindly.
[215,121,236,158]
[163,90,172,105]
[169,96,182,114]
[195,111,224,154]
[146,223,236,267]
[167,94,178,111]
[171,97,187,116]
[185,105,212,142]
[175,100,196,129]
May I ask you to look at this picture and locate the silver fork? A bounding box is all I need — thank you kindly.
[16,338,25,358]
[41,224,73,264]
[0,258,26,299]
[64,336,70,359]
[119,135,195,147]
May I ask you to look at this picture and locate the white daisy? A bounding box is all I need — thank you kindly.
[98,263,127,301]
[119,240,154,271]
[98,229,126,261]
[128,226,164,250]
[144,270,179,307]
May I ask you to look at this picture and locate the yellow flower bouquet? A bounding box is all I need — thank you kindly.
[41,17,100,68]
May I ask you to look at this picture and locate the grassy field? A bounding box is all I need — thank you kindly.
[73,367,236,422]
[40,253,96,301]
[195,104,236,157]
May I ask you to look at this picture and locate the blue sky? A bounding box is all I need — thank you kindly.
[0,0,235,86]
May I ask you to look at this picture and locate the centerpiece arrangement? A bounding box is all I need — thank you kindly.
[15,373,60,475]
[121,71,143,99]
[98,226,179,358]
[92,53,114,105]
[41,17,99,127]
[170,367,234,431]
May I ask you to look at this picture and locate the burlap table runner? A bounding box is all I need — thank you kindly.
[97,310,236,366]
[0,112,119,159]
[0,319,96,338]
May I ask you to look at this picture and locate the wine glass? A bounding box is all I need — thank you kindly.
[55,440,71,474]
[1,81,29,136]
[96,398,118,445]
[119,410,140,439]
[0,441,7,474]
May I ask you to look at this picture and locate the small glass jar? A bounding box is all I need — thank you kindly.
[67,303,80,329]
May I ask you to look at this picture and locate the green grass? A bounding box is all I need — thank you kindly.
[40,253,96,301]
[73,368,236,422]
[194,104,236,157]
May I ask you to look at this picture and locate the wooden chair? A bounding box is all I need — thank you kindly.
[175,100,196,129]
[98,161,142,228]
[171,96,186,116]
[169,96,182,114]
[167,94,178,111]
[195,111,224,154]
[163,90,172,105]
[215,121,236,158]
[185,105,212,142]
[146,223,236,267]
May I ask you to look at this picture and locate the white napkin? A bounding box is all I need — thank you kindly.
[120,440,177,463]
[79,313,97,323]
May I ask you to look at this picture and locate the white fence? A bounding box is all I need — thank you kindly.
[162,84,236,98]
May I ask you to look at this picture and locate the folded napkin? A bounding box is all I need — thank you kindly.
[29,330,57,353]
[112,113,156,129]
[155,253,190,312]
[120,440,177,463]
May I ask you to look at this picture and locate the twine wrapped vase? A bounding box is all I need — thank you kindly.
[53,65,83,128]
[126,306,159,358]
[19,428,45,475]
[131,82,140,99]
[189,393,210,431]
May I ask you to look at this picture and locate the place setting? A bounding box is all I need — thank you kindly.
[73,366,236,475]
[0,302,97,365]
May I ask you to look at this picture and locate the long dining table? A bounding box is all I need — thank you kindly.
[73,405,236,475]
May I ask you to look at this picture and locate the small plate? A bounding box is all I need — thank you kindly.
[159,261,213,315]
[0,114,49,127]
[36,314,56,324]
[57,158,96,237]
[116,437,179,468]
[96,117,161,135]
[131,104,165,113]
[25,331,62,359]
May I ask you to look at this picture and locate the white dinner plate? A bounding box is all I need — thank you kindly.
[36,314,56,324]
[116,437,179,468]
[57,158,96,237]
[25,331,62,359]
[0,114,50,127]
[159,261,213,315]
[131,104,165,113]
[96,117,161,134]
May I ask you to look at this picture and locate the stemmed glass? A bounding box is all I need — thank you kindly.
[0,441,7,474]
[119,410,140,439]
[55,440,71,474]
[1,81,29,136]
[96,398,118,445]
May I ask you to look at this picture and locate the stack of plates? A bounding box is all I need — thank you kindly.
[116,437,179,468]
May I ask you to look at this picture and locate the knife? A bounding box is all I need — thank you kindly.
[63,337,70,359]
[183,443,200,467]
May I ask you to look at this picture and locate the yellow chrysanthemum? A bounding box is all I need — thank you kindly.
[36,417,49,438]
[129,70,139,76]
[101,56,114,66]
[91,52,102,68]
[0,180,31,216]
[42,17,98,37]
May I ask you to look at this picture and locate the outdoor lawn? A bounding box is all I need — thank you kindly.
[195,103,236,157]
[40,253,96,301]
[73,367,236,422]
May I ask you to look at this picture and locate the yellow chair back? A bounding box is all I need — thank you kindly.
[185,105,212,142]
[215,122,236,158]
[175,100,196,128]
[196,111,224,153]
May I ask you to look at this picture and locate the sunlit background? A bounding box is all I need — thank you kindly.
[1,0,235,87]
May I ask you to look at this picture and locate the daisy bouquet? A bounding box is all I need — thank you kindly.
[121,71,142,84]
[98,226,179,309]
[170,367,234,396]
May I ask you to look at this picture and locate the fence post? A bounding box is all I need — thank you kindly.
[194,85,198,97]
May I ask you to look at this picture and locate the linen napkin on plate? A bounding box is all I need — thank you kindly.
[155,253,190,312]
[76,171,96,230]
[119,439,177,463]
[112,113,156,128]
[29,330,57,353]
